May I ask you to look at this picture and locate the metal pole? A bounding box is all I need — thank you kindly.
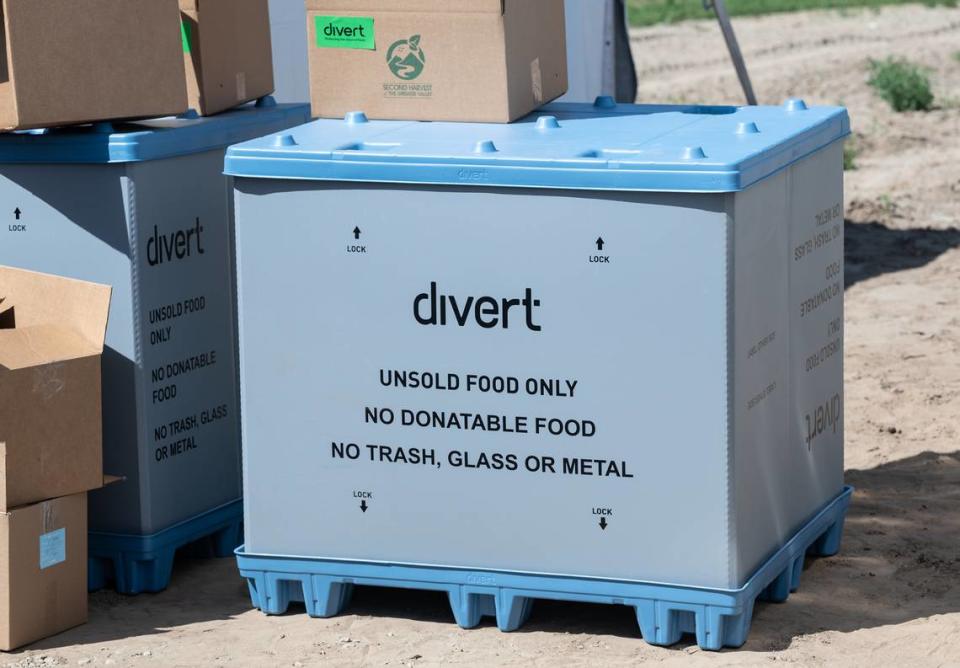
[704,0,758,105]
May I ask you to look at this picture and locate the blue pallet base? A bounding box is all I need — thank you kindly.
[89,500,243,595]
[236,486,852,650]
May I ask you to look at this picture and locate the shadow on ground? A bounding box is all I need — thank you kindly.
[845,219,960,289]
[325,450,960,651]
[344,587,644,639]
[19,557,252,651]
[739,450,960,651]
[18,451,959,653]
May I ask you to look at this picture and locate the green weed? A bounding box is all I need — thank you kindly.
[843,140,859,171]
[878,193,895,213]
[867,57,935,112]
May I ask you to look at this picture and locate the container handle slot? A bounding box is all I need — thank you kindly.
[579,149,647,159]
[334,142,403,152]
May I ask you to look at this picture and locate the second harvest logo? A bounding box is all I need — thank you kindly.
[387,35,426,80]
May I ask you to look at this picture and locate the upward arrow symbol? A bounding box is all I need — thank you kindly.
[353,227,362,240]
[596,237,605,251]
[13,208,21,220]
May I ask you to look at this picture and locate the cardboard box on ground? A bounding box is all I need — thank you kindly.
[0,0,188,131]
[0,266,114,650]
[306,0,569,122]
[0,492,87,651]
[180,0,275,116]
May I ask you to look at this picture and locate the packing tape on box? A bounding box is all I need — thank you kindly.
[39,528,66,570]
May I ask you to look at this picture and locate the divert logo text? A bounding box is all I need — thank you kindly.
[147,218,205,267]
[414,282,542,332]
[321,21,367,39]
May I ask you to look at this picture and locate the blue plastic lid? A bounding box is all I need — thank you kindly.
[224,98,849,193]
[0,98,311,164]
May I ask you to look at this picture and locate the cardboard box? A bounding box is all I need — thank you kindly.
[0,266,111,511]
[305,0,568,123]
[180,0,275,116]
[0,492,87,650]
[0,0,188,131]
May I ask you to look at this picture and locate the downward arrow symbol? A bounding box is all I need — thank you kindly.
[360,499,368,513]
[599,517,608,530]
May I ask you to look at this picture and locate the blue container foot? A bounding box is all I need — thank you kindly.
[212,522,245,558]
[89,500,243,595]
[810,517,846,557]
[236,487,852,650]
[246,573,355,617]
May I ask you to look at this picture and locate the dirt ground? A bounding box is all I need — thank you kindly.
[7,5,960,667]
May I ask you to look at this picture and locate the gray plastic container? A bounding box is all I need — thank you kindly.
[0,101,310,537]
[227,100,848,593]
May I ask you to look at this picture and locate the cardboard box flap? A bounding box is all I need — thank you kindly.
[0,325,100,370]
[0,266,111,352]
[305,0,504,14]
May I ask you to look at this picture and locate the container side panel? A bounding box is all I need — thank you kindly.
[125,151,242,534]
[788,144,845,512]
[732,142,845,582]
[731,170,791,584]
[0,164,143,530]
[236,181,731,587]
[235,185,255,554]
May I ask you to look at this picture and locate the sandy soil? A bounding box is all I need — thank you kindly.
[7,5,960,666]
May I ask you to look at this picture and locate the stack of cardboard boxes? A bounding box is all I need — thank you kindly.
[0,267,111,650]
[0,0,275,132]
[0,2,286,627]
[0,0,570,129]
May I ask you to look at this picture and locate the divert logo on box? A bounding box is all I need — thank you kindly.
[315,16,375,50]
[387,35,426,80]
